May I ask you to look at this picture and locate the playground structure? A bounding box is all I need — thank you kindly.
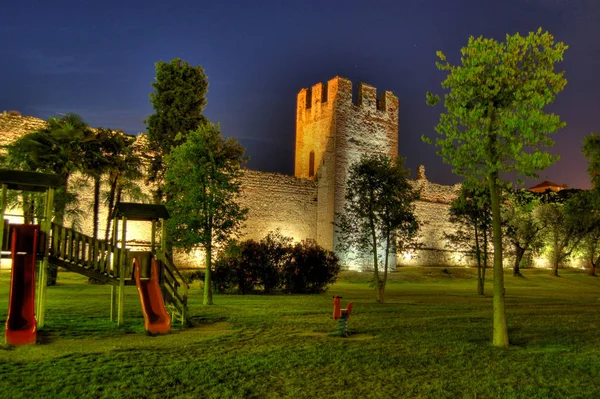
[1,169,189,344]
[332,296,353,337]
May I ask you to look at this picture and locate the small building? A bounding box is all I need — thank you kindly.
[528,180,568,193]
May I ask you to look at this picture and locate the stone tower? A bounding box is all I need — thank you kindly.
[294,77,399,268]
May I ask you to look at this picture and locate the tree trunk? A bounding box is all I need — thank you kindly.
[588,263,597,277]
[105,174,119,242]
[513,246,525,277]
[92,175,101,240]
[551,259,560,277]
[489,175,509,348]
[474,224,484,296]
[48,174,70,286]
[204,242,213,305]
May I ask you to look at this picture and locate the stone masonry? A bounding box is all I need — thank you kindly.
[1,78,475,270]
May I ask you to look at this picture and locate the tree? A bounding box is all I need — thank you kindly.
[145,58,209,202]
[424,28,568,347]
[7,114,94,225]
[164,122,247,305]
[336,154,419,303]
[445,181,492,295]
[79,128,113,240]
[579,132,600,276]
[567,191,600,276]
[100,130,146,242]
[536,199,584,276]
[502,189,544,277]
[6,114,94,285]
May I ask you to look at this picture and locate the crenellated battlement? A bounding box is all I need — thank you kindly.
[297,77,398,122]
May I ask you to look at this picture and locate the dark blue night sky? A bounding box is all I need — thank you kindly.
[2,0,599,189]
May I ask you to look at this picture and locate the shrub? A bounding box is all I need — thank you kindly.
[281,240,340,294]
[212,232,339,294]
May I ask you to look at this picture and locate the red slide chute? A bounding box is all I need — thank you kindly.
[5,224,39,346]
[133,257,171,334]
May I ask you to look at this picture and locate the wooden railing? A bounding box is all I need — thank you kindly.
[48,222,188,324]
[156,251,189,324]
[49,223,129,278]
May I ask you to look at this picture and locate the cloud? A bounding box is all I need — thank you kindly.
[20,50,100,75]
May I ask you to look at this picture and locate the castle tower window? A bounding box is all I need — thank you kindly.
[309,151,315,178]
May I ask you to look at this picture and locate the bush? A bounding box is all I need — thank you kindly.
[281,240,340,294]
[212,232,340,294]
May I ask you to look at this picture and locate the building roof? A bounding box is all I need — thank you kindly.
[0,169,62,192]
[528,180,568,193]
[114,202,170,221]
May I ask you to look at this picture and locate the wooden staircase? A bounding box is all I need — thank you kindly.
[48,223,189,324]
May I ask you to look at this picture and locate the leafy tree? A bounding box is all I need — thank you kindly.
[424,28,568,347]
[336,154,419,303]
[536,199,585,276]
[79,128,113,240]
[579,132,600,276]
[164,122,247,305]
[502,189,544,277]
[100,130,146,242]
[582,133,600,190]
[568,191,600,276]
[6,114,93,285]
[145,58,209,202]
[445,182,492,295]
[7,114,93,225]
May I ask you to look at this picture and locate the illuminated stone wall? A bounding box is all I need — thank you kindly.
[238,169,317,242]
[295,77,399,269]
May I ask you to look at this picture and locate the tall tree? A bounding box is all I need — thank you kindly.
[80,128,112,240]
[145,58,209,202]
[164,122,247,305]
[502,189,544,277]
[424,28,568,347]
[100,130,146,242]
[336,154,419,303]
[445,181,492,295]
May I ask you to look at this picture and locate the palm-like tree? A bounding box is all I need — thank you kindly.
[7,113,92,285]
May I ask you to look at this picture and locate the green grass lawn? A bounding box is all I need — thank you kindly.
[1,267,599,398]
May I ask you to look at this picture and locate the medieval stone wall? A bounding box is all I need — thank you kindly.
[0,113,47,153]
[237,169,317,242]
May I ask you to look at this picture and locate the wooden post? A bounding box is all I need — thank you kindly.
[151,220,156,253]
[161,218,167,253]
[117,216,127,327]
[37,187,54,328]
[110,217,119,322]
[0,184,6,252]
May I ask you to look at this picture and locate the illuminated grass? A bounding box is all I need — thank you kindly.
[1,267,599,398]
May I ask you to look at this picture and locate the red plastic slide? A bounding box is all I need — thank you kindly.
[5,224,39,346]
[133,257,171,334]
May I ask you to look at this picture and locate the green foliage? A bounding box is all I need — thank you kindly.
[425,28,568,348]
[336,153,419,303]
[563,191,600,276]
[145,58,209,197]
[536,198,586,276]
[425,28,567,181]
[502,189,544,276]
[164,122,247,304]
[281,240,340,294]
[213,232,339,294]
[582,132,600,190]
[98,129,146,242]
[445,181,492,294]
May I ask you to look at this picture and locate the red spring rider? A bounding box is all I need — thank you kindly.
[332,296,353,336]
